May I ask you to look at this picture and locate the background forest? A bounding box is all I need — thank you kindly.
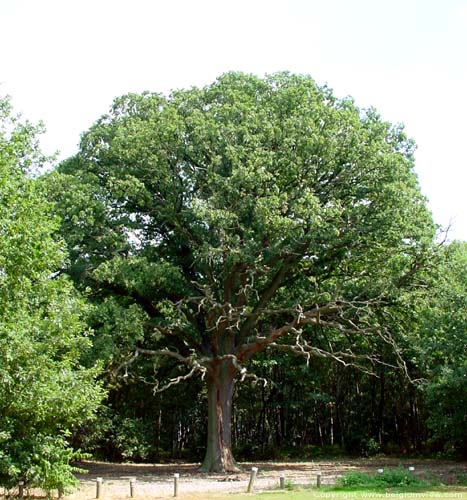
[1,73,467,489]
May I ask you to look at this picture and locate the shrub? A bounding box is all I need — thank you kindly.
[336,468,428,489]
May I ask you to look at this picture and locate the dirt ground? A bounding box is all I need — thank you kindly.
[58,457,467,499]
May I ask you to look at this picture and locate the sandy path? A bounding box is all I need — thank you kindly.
[64,458,467,499]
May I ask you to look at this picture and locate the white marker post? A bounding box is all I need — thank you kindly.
[247,467,258,493]
[316,471,322,488]
[130,478,136,498]
[279,472,285,489]
[18,481,24,499]
[174,473,179,497]
[96,477,103,499]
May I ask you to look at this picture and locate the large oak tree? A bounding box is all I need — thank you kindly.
[49,73,435,471]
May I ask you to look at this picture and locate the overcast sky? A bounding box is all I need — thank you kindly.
[2,0,466,240]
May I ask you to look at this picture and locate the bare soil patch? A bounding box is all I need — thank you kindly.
[65,457,467,499]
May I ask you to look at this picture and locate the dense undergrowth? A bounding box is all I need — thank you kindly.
[334,467,431,490]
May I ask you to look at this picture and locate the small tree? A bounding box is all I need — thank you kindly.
[0,96,103,491]
[49,73,435,471]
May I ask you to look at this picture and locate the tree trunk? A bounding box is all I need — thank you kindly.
[199,358,240,472]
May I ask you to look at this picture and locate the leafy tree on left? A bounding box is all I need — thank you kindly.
[0,96,104,492]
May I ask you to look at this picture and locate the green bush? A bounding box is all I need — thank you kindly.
[336,468,428,489]
[113,417,154,462]
[285,478,294,490]
[0,433,86,492]
[344,431,381,457]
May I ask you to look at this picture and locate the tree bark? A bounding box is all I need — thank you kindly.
[199,358,240,472]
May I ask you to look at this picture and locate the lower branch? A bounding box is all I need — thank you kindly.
[268,341,386,377]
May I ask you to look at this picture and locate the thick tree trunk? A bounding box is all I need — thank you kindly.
[199,359,240,472]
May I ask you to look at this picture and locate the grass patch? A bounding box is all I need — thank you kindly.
[235,468,466,500]
[250,489,467,500]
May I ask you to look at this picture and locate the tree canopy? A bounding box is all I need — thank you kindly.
[49,72,436,471]
[0,96,103,491]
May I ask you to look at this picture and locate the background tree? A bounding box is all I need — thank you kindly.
[48,73,436,471]
[410,241,467,456]
[0,96,104,491]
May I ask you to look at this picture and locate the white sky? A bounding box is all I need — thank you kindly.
[2,0,466,240]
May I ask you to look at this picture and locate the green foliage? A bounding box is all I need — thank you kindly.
[344,434,381,457]
[424,366,467,455]
[410,242,467,455]
[0,96,104,491]
[336,468,428,489]
[46,73,436,469]
[50,72,435,356]
[0,433,86,493]
[112,417,154,461]
[72,368,206,463]
[284,478,295,490]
